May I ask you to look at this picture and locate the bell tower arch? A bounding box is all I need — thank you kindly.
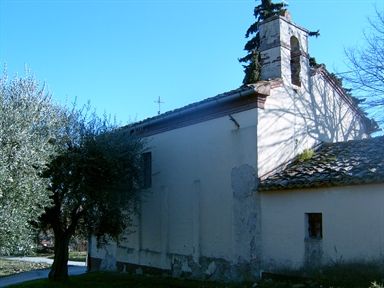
[259,11,310,89]
[290,36,301,86]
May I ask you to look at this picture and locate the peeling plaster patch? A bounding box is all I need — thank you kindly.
[91,254,262,282]
[304,239,323,268]
[182,259,192,273]
[204,261,216,275]
[232,164,256,199]
[247,213,258,231]
[100,252,117,271]
[250,237,256,253]
[171,255,192,277]
[232,166,261,264]
[237,256,246,264]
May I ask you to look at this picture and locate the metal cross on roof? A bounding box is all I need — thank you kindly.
[154,96,164,115]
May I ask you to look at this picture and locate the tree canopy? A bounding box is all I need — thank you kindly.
[239,1,320,85]
[0,67,67,255]
[37,107,147,281]
[238,0,286,85]
[1,66,148,282]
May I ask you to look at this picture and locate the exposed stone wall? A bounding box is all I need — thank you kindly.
[89,254,261,282]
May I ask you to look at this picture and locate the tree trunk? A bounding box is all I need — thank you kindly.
[49,233,71,281]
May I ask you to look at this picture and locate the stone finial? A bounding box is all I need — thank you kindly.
[279,9,292,21]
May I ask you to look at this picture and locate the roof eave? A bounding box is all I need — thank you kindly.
[126,79,281,131]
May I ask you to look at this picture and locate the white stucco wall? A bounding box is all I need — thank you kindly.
[90,108,262,280]
[257,85,296,177]
[308,73,366,142]
[90,74,368,278]
[256,15,366,178]
[89,13,369,282]
[257,77,366,178]
[90,75,368,279]
[260,184,384,271]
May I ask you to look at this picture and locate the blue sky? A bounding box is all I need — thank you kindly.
[0,0,382,125]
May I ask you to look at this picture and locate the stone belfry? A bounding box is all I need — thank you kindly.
[259,10,310,89]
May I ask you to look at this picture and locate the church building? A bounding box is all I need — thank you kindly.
[88,11,382,282]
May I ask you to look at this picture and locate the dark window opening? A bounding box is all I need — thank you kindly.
[306,213,322,239]
[142,152,152,188]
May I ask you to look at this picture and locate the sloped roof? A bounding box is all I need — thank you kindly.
[131,80,280,126]
[124,79,283,136]
[258,136,384,191]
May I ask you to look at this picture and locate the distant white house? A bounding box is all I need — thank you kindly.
[88,11,380,282]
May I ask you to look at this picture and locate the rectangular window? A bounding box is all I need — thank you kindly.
[306,213,322,239]
[142,152,152,188]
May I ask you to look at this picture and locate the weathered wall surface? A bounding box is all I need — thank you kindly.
[89,73,367,280]
[307,73,367,142]
[89,14,369,283]
[257,76,366,178]
[257,16,366,178]
[260,184,384,271]
[259,15,310,90]
[90,108,263,281]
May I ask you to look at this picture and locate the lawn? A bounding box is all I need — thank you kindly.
[0,251,85,279]
[0,259,51,278]
[4,272,249,288]
[1,257,383,288]
[45,251,87,262]
[4,271,384,288]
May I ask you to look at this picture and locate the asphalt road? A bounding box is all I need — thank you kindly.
[0,257,87,287]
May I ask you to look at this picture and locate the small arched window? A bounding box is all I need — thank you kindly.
[290,36,301,86]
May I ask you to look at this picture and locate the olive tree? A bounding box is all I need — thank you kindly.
[38,108,148,281]
[0,67,66,255]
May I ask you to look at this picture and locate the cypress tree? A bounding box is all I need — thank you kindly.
[239,1,320,85]
[239,0,285,85]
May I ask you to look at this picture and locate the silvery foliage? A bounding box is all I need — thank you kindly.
[0,66,68,254]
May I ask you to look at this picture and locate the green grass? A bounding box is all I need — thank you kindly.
[45,251,87,262]
[5,272,249,288]
[0,251,85,279]
[69,251,87,262]
[2,258,383,288]
[5,271,384,288]
[296,148,315,162]
[273,260,384,288]
[0,259,51,278]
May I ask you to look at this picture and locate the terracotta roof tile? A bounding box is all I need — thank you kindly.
[258,136,384,191]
